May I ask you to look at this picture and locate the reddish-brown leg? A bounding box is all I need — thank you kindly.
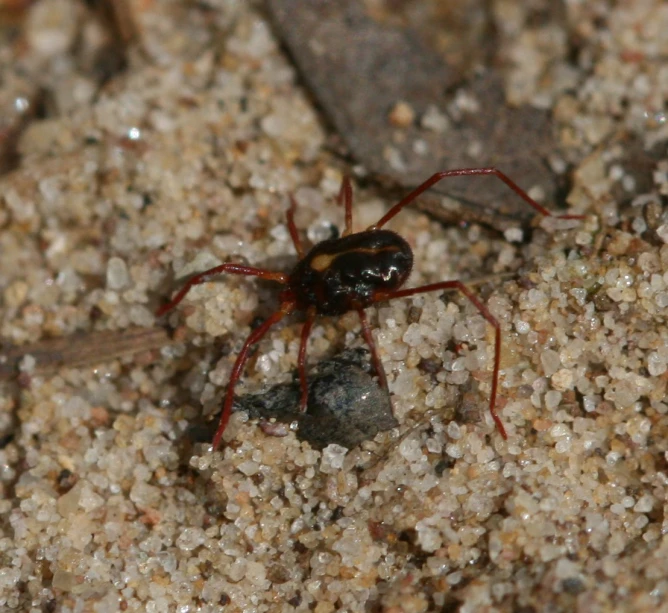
[356,307,389,393]
[337,176,354,236]
[371,167,585,230]
[212,303,295,450]
[375,281,507,439]
[287,195,305,258]
[296,307,317,412]
[156,264,289,317]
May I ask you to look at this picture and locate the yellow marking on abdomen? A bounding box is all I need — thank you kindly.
[309,246,400,272]
[310,253,336,272]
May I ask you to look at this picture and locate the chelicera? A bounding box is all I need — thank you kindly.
[157,168,583,450]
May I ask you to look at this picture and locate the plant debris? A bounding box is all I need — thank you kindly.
[267,0,565,228]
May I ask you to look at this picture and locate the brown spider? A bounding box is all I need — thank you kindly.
[157,168,583,449]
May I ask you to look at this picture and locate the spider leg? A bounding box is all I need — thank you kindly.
[371,167,585,230]
[156,263,288,317]
[356,307,388,393]
[212,302,295,450]
[287,195,305,258]
[337,176,354,236]
[375,281,507,440]
[297,307,317,412]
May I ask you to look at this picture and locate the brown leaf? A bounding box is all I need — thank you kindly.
[267,0,563,228]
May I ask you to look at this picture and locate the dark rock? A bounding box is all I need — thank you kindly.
[189,349,397,449]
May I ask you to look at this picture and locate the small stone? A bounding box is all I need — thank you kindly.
[399,438,424,463]
[551,369,574,391]
[176,527,206,551]
[57,482,83,517]
[415,521,442,553]
[191,350,397,450]
[227,559,247,582]
[27,0,77,56]
[421,105,449,132]
[106,257,130,290]
[647,352,667,376]
[19,354,37,374]
[504,227,524,243]
[78,483,104,512]
[237,460,259,476]
[445,443,463,459]
[320,444,348,474]
[634,494,654,513]
[447,421,462,440]
[656,224,668,243]
[388,101,415,128]
[540,350,561,377]
[3,280,29,308]
[245,561,268,587]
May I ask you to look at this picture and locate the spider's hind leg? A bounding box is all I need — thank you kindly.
[374,281,508,440]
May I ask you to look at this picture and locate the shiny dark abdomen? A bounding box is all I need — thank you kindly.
[288,230,413,315]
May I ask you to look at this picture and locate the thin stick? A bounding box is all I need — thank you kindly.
[0,327,170,381]
[338,176,354,236]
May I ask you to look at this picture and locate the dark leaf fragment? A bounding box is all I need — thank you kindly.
[267,0,564,229]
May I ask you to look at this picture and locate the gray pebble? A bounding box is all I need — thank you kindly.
[189,349,397,449]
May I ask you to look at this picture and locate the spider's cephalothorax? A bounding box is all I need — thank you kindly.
[157,167,584,450]
[288,230,413,316]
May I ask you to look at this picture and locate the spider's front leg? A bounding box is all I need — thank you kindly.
[371,167,585,230]
[156,264,289,316]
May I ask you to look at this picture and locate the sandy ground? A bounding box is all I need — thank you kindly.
[1,1,667,611]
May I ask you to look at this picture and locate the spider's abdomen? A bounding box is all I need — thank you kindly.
[289,229,413,316]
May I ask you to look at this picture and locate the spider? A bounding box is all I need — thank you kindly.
[157,168,584,450]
